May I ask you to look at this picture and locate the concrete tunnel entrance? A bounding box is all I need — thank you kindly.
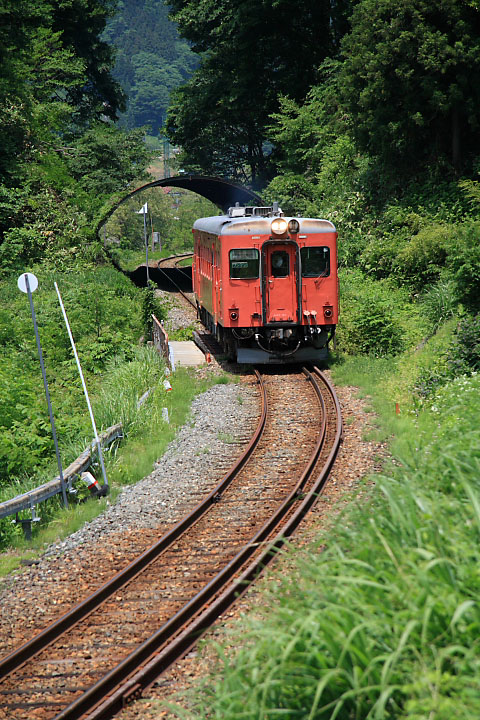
[127,263,193,291]
[98,174,263,289]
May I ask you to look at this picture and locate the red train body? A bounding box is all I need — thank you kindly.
[192,204,338,363]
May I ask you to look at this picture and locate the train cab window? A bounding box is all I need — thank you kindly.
[271,250,289,277]
[301,247,330,277]
[229,249,259,278]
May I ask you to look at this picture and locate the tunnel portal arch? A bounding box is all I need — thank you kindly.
[96,174,264,238]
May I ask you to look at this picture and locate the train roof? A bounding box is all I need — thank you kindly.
[193,205,336,236]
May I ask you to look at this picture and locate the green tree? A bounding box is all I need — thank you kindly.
[65,125,152,201]
[0,0,153,269]
[0,0,126,186]
[338,0,480,174]
[167,0,351,185]
[49,0,126,123]
[103,0,197,132]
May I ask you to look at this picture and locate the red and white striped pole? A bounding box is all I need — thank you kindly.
[81,471,100,496]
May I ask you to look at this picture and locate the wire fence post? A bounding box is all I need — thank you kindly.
[18,273,68,509]
[54,282,109,490]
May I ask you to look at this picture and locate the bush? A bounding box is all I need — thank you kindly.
[337,270,408,356]
[412,315,480,403]
[447,314,480,376]
[141,281,163,341]
[397,224,450,289]
[447,221,480,312]
[263,173,318,217]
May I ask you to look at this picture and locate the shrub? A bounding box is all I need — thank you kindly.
[447,221,480,312]
[447,314,480,376]
[337,270,407,356]
[397,224,450,289]
[413,315,480,403]
[141,281,160,341]
[263,173,318,217]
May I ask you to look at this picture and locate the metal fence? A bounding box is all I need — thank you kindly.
[0,424,123,531]
[152,313,174,368]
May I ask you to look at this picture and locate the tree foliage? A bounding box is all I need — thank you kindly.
[103,0,197,134]
[167,0,352,184]
[0,0,126,185]
[338,0,480,174]
[0,0,154,271]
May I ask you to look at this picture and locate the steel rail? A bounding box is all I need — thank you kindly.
[54,368,342,720]
[0,370,266,681]
[156,252,193,267]
[155,253,196,309]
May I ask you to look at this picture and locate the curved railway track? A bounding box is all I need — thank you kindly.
[0,368,342,720]
[155,253,196,310]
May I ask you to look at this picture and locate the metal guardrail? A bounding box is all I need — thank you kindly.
[152,313,176,369]
[0,424,123,522]
[152,314,168,358]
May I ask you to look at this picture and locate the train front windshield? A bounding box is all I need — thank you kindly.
[301,247,330,277]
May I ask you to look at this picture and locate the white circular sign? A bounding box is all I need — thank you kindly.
[17,272,38,294]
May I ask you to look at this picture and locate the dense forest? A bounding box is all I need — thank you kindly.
[168,0,480,360]
[103,0,197,134]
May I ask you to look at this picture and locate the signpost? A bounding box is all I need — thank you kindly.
[136,202,149,284]
[18,273,68,508]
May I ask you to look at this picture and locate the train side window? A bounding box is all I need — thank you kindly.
[301,247,330,277]
[271,250,289,277]
[229,249,259,278]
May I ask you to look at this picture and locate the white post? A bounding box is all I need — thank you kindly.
[144,206,150,284]
[18,273,69,508]
[54,282,109,489]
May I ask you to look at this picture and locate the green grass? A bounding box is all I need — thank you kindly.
[0,349,232,571]
[172,358,480,720]
[114,247,193,273]
[0,496,109,575]
[114,248,167,272]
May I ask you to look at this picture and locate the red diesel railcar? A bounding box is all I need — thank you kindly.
[192,204,338,363]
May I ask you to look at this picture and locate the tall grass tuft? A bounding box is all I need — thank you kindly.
[420,278,457,332]
[94,346,166,434]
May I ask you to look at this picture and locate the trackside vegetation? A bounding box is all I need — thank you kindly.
[0,260,227,562]
[173,358,480,720]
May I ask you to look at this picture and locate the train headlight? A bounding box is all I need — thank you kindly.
[271,218,288,235]
[288,219,300,234]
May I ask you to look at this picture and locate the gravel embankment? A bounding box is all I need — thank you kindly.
[47,381,259,553]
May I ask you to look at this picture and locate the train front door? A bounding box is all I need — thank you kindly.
[263,244,298,323]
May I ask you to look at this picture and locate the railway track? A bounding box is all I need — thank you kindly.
[155,253,196,310]
[0,368,342,720]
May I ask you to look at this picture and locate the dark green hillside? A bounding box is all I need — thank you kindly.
[103,0,197,134]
